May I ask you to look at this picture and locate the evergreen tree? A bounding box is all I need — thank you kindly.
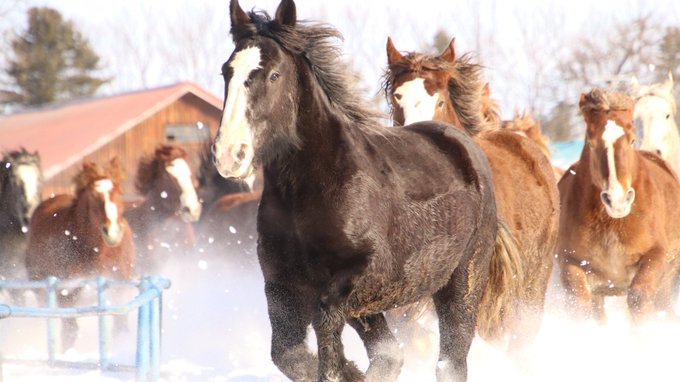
[1,7,108,107]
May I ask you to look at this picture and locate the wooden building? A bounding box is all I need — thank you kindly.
[0,82,223,200]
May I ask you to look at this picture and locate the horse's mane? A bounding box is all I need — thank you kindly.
[480,91,502,128]
[136,145,187,195]
[381,51,486,135]
[231,11,383,131]
[580,88,634,113]
[74,158,123,196]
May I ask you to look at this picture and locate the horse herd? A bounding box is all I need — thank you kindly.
[3,0,680,380]
[0,144,260,349]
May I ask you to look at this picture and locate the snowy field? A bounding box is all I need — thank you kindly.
[3,236,680,382]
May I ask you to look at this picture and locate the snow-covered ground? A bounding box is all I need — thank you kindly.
[3,237,680,381]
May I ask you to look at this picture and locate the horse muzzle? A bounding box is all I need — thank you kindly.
[179,204,202,223]
[212,141,254,180]
[600,187,635,218]
[102,222,124,247]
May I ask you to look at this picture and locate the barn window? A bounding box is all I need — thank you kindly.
[165,122,210,142]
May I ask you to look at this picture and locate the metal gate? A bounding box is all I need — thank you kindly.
[0,275,170,381]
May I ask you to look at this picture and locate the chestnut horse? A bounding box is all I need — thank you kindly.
[124,145,202,271]
[212,1,511,380]
[631,72,680,176]
[384,36,560,355]
[557,89,680,323]
[25,158,135,349]
[0,148,43,302]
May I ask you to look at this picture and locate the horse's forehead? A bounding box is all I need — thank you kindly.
[230,45,262,75]
[637,95,672,114]
[166,158,192,178]
[94,178,114,193]
[602,120,626,144]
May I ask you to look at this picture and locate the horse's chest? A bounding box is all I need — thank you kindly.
[584,230,639,288]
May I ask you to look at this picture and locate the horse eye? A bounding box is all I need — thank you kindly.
[270,72,280,82]
[667,114,671,119]
[244,78,252,86]
[438,101,445,108]
[631,138,636,146]
[394,94,402,100]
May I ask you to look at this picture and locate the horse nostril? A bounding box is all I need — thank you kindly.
[656,149,663,157]
[600,192,612,207]
[626,188,636,203]
[181,206,191,215]
[102,226,109,235]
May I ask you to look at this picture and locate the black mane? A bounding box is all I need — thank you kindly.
[232,10,383,130]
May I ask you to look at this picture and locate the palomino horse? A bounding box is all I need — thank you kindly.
[0,148,43,301]
[384,36,560,355]
[124,145,202,271]
[631,72,680,176]
[25,158,135,349]
[557,89,680,323]
[212,1,512,380]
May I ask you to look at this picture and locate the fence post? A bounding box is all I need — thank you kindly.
[135,277,151,382]
[149,278,161,381]
[96,276,109,369]
[46,276,58,366]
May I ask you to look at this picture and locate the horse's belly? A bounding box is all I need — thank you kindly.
[348,236,466,317]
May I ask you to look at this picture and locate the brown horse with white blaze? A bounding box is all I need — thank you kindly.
[384,36,560,356]
[557,88,680,323]
[25,158,135,349]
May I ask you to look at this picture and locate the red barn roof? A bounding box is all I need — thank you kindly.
[0,82,223,179]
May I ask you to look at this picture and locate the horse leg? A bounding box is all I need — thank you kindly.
[348,313,403,382]
[628,248,667,322]
[265,282,318,382]
[591,294,606,324]
[432,259,489,382]
[560,261,596,320]
[59,287,82,351]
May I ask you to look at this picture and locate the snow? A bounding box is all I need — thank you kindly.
[3,239,680,381]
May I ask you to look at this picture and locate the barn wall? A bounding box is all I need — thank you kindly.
[42,94,222,201]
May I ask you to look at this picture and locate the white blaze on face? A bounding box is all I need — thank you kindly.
[214,46,261,179]
[94,179,123,245]
[16,164,41,217]
[394,78,439,125]
[166,158,201,222]
[601,119,633,217]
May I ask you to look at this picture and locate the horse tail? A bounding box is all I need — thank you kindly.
[476,218,524,342]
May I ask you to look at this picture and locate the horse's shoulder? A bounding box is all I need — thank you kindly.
[639,150,679,183]
[404,121,487,186]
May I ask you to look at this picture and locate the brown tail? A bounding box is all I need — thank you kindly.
[477,218,524,341]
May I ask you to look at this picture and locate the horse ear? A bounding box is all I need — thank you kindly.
[230,0,250,26]
[482,83,490,97]
[275,0,296,27]
[386,37,404,65]
[664,71,674,91]
[439,37,456,63]
[630,75,639,95]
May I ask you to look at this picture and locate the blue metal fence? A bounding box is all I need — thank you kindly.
[0,275,170,381]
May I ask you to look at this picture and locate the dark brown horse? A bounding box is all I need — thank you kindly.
[25,158,135,349]
[0,148,43,302]
[211,1,509,380]
[557,89,680,323]
[124,145,202,271]
[384,36,560,356]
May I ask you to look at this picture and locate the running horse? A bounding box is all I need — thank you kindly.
[212,0,513,380]
[124,145,202,271]
[384,37,560,356]
[25,158,135,349]
[0,148,43,301]
[557,89,680,323]
[631,72,680,176]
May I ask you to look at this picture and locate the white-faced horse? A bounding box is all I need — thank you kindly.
[631,72,680,175]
